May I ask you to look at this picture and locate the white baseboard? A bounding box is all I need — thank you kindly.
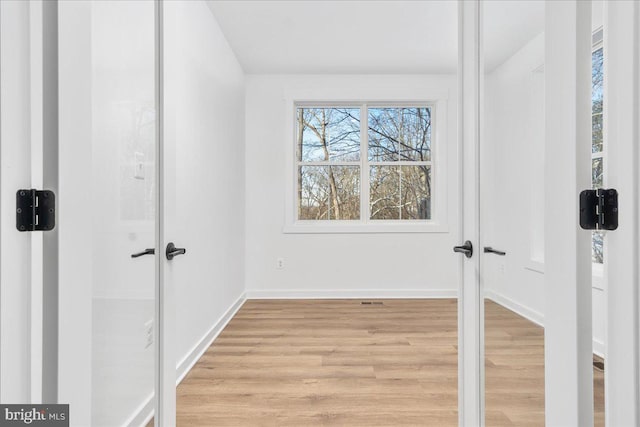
[130,292,247,427]
[485,289,606,359]
[176,293,246,384]
[127,394,154,427]
[244,288,457,300]
[484,289,545,327]
[593,339,605,359]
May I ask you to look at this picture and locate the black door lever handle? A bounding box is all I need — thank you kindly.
[484,247,506,256]
[131,248,155,258]
[166,242,186,260]
[453,241,473,258]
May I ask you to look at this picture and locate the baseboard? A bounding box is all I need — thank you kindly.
[485,289,606,359]
[593,339,605,359]
[244,288,457,300]
[127,394,154,427]
[130,292,247,427]
[176,292,246,384]
[484,289,545,327]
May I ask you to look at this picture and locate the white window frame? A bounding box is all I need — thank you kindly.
[284,96,450,234]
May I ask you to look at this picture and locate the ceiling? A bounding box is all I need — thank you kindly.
[207,1,545,75]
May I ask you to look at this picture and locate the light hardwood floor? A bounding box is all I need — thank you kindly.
[171,299,604,426]
[485,300,604,426]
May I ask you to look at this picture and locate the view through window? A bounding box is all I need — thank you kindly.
[592,44,604,263]
[296,106,432,222]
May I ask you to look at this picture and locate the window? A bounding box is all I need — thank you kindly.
[296,105,433,223]
[592,42,604,264]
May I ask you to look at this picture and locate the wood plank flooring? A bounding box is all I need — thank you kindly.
[485,301,604,427]
[172,299,604,426]
[485,300,545,426]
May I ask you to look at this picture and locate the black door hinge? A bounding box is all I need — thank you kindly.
[16,189,56,232]
[580,188,618,231]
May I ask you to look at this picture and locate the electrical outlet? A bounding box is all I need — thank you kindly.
[144,319,153,349]
[276,258,285,270]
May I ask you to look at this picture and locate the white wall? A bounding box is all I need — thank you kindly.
[244,75,460,298]
[58,1,93,423]
[482,33,546,324]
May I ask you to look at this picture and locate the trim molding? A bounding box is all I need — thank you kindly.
[176,293,247,384]
[128,394,155,427]
[485,289,606,358]
[593,338,605,359]
[130,292,247,427]
[245,289,457,300]
[484,289,545,327]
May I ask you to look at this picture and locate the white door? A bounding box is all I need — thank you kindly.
[457,1,640,426]
[0,0,45,405]
[477,1,595,425]
[602,1,640,425]
[3,1,637,426]
[0,1,222,425]
[0,1,163,425]
[56,1,163,425]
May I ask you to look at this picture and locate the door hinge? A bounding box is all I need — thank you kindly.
[16,189,56,232]
[579,188,618,231]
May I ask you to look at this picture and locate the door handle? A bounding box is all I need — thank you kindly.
[453,240,473,258]
[484,247,506,256]
[131,248,155,258]
[166,242,186,260]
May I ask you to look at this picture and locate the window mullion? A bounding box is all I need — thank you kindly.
[361,104,369,223]
[301,161,358,166]
[398,166,402,219]
[369,161,431,166]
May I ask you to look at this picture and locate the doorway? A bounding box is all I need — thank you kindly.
[1,1,638,426]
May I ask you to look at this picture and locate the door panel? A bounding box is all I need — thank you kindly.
[90,2,157,424]
[603,1,640,424]
[0,0,37,403]
[58,1,159,425]
[479,1,599,425]
[458,2,482,425]
[480,2,547,424]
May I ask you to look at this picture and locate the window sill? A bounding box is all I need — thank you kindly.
[282,221,449,234]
